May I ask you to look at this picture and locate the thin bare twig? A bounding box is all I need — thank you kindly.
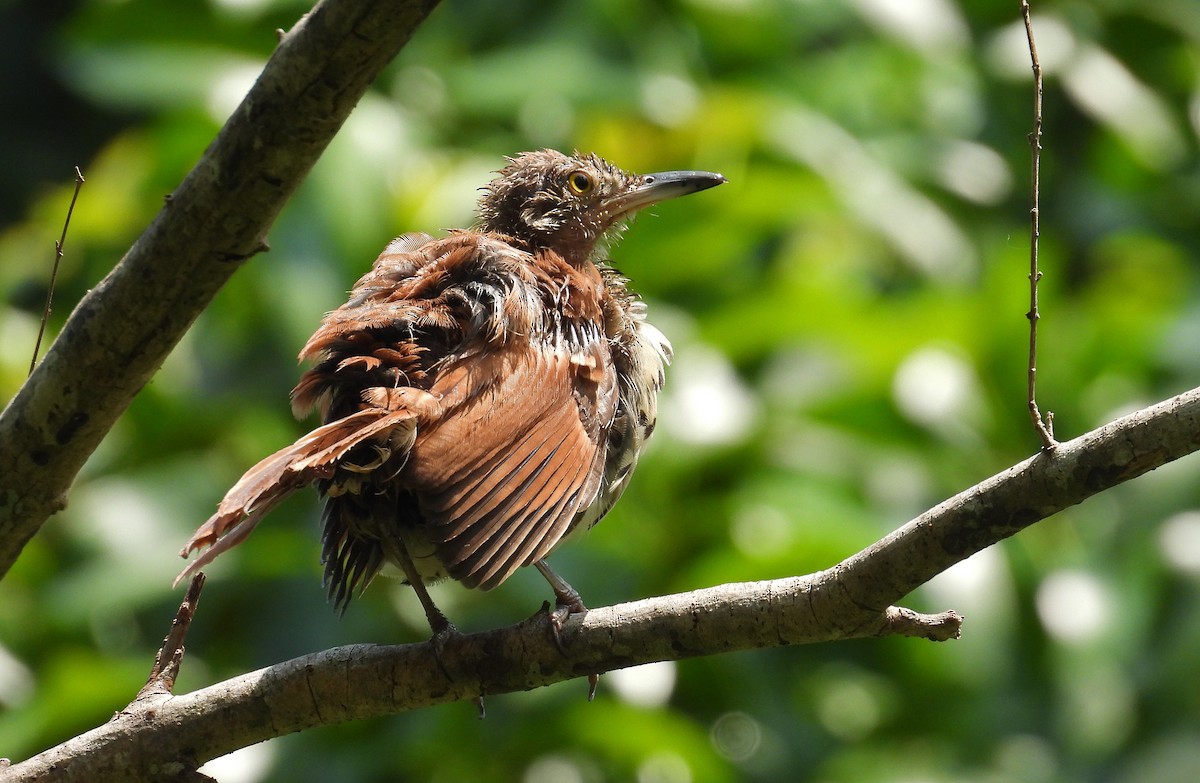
[1022,2,1056,448]
[29,167,85,377]
[136,572,206,699]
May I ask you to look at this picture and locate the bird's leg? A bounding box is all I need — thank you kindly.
[390,538,456,662]
[392,538,454,637]
[534,559,600,699]
[390,536,487,714]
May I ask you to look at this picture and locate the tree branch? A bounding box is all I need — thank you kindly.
[0,0,441,579]
[9,382,1200,781]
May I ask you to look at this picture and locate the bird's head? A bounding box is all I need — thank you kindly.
[477,149,725,261]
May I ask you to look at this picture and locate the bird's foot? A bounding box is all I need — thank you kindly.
[425,615,487,718]
[541,597,601,700]
[545,594,587,655]
[532,560,600,699]
[426,615,462,682]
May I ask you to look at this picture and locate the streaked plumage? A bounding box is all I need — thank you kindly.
[177,150,724,633]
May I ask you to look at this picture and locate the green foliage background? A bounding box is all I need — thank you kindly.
[4,1,1200,781]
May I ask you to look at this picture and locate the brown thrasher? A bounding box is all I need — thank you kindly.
[176,150,725,640]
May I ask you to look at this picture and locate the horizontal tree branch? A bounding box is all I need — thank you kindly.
[0,0,440,579]
[10,383,1200,782]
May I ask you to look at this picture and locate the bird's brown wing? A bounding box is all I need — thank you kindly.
[407,338,617,590]
[178,232,617,595]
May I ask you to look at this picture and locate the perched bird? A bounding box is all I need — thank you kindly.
[177,150,725,641]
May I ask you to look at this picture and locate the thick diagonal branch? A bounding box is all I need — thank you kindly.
[10,383,1200,782]
[0,0,440,578]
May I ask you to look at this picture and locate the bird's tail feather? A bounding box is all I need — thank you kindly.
[174,407,415,587]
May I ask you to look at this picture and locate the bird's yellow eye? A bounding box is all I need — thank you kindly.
[567,170,594,195]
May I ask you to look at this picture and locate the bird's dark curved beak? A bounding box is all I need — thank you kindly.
[602,169,727,221]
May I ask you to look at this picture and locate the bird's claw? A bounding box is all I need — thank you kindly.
[547,603,570,655]
[427,618,462,682]
[544,596,585,654]
[541,599,601,699]
[427,619,488,717]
